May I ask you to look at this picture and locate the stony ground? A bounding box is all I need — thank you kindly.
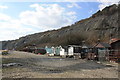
[1,51,119,78]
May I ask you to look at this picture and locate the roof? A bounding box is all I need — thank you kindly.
[111,40,120,47]
[110,39,120,44]
[94,42,111,48]
[111,38,119,42]
[68,45,82,47]
[82,45,93,48]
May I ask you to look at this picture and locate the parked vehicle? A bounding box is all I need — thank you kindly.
[34,48,46,55]
[1,50,9,55]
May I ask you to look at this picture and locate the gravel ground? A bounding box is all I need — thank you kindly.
[1,51,119,78]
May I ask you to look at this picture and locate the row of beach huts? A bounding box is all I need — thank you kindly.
[21,38,120,63]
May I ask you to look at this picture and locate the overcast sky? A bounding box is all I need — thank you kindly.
[0,0,119,41]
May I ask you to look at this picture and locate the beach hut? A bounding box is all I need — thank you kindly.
[45,46,66,57]
[68,45,82,58]
[55,46,60,56]
[87,49,95,60]
[81,45,93,59]
[51,46,56,55]
[45,46,55,56]
[54,46,66,57]
[110,39,120,62]
[68,46,74,57]
[94,42,111,61]
[45,46,53,54]
[59,46,66,57]
[62,46,68,57]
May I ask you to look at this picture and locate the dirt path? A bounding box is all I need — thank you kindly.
[1,51,119,78]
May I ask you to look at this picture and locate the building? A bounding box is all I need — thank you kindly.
[110,39,120,62]
[94,42,111,61]
[54,46,66,57]
[81,45,93,59]
[45,46,66,57]
[68,45,82,58]
[45,46,55,56]
[45,46,53,54]
[55,46,61,56]
[87,49,95,60]
[59,46,66,57]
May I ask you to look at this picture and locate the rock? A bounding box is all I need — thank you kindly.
[2,63,22,68]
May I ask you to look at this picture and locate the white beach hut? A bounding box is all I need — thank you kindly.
[59,46,66,57]
[68,45,82,58]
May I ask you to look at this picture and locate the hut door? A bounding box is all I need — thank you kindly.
[98,49,106,61]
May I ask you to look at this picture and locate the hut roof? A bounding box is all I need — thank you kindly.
[82,45,93,48]
[110,40,120,48]
[68,45,81,47]
[110,39,120,44]
[94,42,111,48]
[110,38,120,44]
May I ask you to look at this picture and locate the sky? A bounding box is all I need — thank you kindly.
[0,0,119,41]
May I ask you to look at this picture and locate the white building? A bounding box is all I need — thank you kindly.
[59,46,66,57]
[68,46,74,56]
[68,45,82,58]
